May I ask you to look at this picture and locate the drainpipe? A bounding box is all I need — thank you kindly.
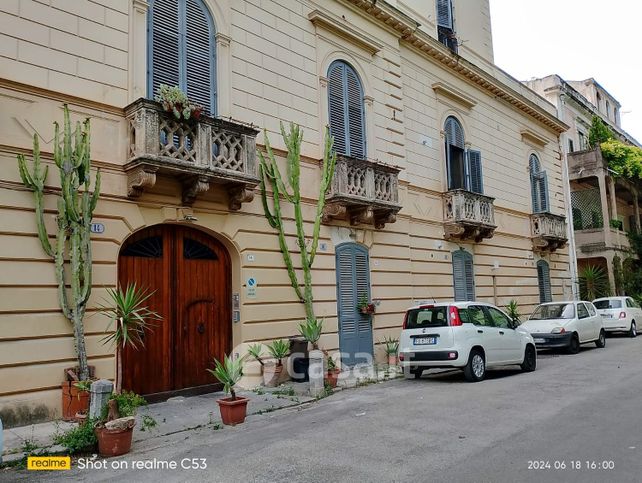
[557,93,579,300]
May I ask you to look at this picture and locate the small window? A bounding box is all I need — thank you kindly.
[485,307,511,329]
[405,306,448,329]
[444,117,483,193]
[578,131,586,150]
[530,154,549,213]
[183,238,217,260]
[568,139,574,153]
[436,0,457,52]
[577,303,589,319]
[121,235,163,258]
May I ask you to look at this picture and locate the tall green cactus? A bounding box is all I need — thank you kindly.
[259,123,336,323]
[18,105,101,381]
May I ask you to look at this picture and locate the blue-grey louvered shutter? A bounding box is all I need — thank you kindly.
[467,149,483,194]
[437,0,453,29]
[185,0,216,115]
[346,66,365,159]
[328,63,347,156]
[149,0,180,98]
[453,250,475,302]
[354,246,373,357]
[537,260,552,303]
[539,171,550,213]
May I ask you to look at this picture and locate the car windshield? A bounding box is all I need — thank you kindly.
[405,306,449,329]
[593,299,621,309]
[530,303,575,320]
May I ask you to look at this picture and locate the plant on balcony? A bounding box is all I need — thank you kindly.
[601,139,642,180]
[588,116,614,149]
[259,123,336,326]
[17,105,101,383]
[357,293,376,315]
[155,84,203,122]
[578,265,611,300]
[609,219,624,231]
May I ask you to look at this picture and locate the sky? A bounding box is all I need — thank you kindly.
[489,0,642,141]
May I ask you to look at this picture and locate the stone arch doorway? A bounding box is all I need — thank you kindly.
[118,224,231,400]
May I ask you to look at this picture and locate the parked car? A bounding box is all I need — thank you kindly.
[593,296,641,338]
[398,302,536,382]
[520,301,606,353]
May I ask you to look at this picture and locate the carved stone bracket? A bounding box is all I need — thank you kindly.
[127,166,158,198]
[182,176,211,205]
[350,206,374,226]
[374,211,397,229]
[322,202,347,223]
[532,237,567,253]
[444,223,495,243]
[228,185,255,211]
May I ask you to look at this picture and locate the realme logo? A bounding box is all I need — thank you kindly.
[27,456,71,470]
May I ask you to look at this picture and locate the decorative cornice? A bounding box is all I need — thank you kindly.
[520,129,549,148]
[308,9,383,54]
[432,82,477,110]
[344,0,568,134]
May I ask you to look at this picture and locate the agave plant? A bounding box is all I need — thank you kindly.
[266,340,289,366]
[99,283,161,393]
[579,265,611,301]
[207,355,244,400]
[382,336,399,356]
[298,319,323,350]
[247,343,264,366]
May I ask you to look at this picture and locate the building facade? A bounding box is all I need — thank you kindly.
[526,75,642,294]
[0,0,570,425]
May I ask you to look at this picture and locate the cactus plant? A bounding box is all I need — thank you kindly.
[17,105,101,381]
[259,123,336,325]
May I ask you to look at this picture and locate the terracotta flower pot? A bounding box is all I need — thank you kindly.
[217,396,249,426]
[325,368,341,388]
[262,363,282,387]
[95,426,134,457]
[387,354,398,366]
[61,382,89,422]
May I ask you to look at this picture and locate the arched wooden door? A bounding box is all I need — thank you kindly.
[118,225,231,399]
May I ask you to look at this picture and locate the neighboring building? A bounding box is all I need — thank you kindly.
[0,0,570,425]
[526,75,642,294]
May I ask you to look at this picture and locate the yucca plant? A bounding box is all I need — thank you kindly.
[247,343,264,367]
[579,265,611,301]
[99,283,161,394]
[298,319,323,350]
[382,336,399,356]
[505,300,521,322]
[266,340,289,366]
[207,355,244,400]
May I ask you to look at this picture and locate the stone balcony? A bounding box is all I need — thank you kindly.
[531,212,568,252]
[443,189,496,242]
[124,98,259,208]
[322,155,401,229]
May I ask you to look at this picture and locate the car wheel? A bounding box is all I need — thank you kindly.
[520,345,537,372]
[595,329,606,348]
[630,321,637,338]
[464,350,485,382]
[567,334,580,354]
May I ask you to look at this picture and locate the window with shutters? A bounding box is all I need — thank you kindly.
[436,0,458,53]
[529,154,549,213]
[452,249,475,302]
[537,260,552,303]
[327,61,366,159]
[148,0,217,115]
[445,117,483,193]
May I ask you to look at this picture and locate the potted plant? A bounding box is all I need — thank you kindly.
[382,336,399,366]
[299,319,324,395]
[96,283,161,456]
[247,342,265,381]
[61,377,92,422]
[72,380,91,423]
[357,294,376,315]
[155,84,203,122]
[264,340,290,387]
[324,352,341,388]
[505,299,521,325]
[207,355,248,426]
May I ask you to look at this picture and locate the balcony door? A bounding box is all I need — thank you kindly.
[118,225,231,399]
[336,243,373,366]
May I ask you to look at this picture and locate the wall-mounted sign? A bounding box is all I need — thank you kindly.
[247,254,255,262]
[90,223,105,234]
[246,277,257,299]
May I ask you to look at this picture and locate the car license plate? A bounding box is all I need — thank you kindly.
[413,337,436,345]
[534,338,545,343]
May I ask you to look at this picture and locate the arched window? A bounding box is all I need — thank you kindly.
[452,249,475,302]
[148,0,217,115]
[445,116,483,193]
[537,260,552,303]
[327,61,365,158]
[529,154,549,213]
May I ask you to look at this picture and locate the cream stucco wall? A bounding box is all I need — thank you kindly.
[0,0,569,426]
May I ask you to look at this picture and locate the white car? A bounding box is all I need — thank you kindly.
[521,301,606,353]
[398,302,536,382]
[593,296,641,337]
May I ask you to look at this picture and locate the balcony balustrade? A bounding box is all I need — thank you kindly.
[443,189,496,242]
[531,212,568,252]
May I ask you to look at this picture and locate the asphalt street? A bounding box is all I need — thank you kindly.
[6,335,642,483]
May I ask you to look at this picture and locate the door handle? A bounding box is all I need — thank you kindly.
[499,331,505,335]
[477,329,484,333]
[197,323,205,334]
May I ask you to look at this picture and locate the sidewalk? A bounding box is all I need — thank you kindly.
[2,366,402,465]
